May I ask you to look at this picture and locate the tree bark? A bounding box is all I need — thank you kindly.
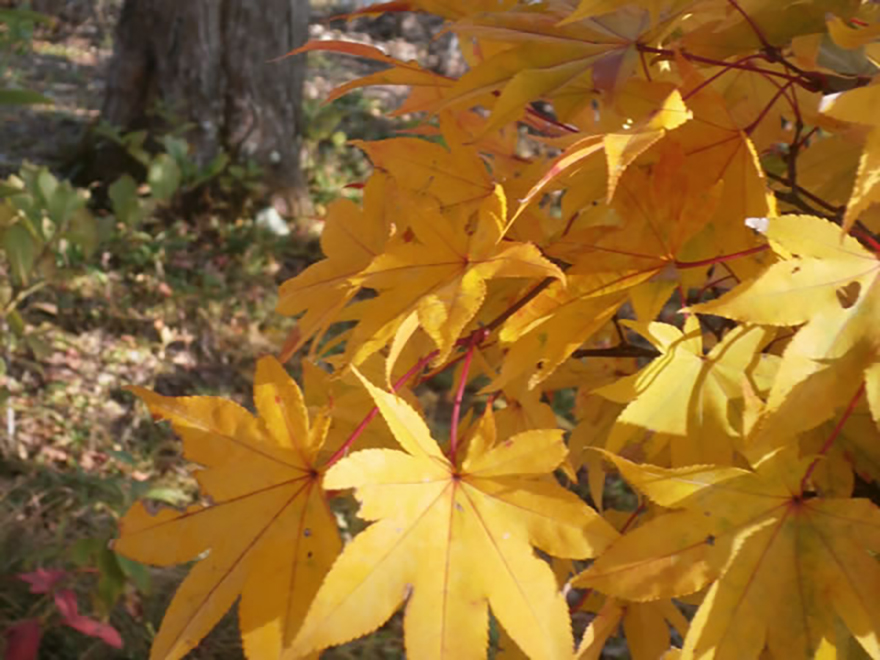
[100,0,310,214]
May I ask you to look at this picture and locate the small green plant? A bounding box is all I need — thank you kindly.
[0,7,53,105]
[95,121,260,207]
[0,164,104,369]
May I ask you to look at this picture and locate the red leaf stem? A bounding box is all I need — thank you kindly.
[800,382,865,494]
[726,0,773,51]
[449,330,486,462]
[322,350,439,468]
[674,244,769,269]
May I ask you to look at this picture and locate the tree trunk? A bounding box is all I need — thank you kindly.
[100,0,310,214]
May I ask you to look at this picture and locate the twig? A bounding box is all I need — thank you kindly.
[323,350,438,468]
[572,344,660,360]
[449,330,486,462]
[800,383,864,494]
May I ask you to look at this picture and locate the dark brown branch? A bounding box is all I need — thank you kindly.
[766,172,844,216]
[572,344,660,360]
[484,277,555,334]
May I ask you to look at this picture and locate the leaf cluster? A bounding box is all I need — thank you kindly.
[117,1,880,659]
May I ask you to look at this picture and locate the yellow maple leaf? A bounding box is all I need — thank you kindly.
[668,55,777,268]
[690,214,880,438]
[547,138,722,284]
[513,85,693,220]
[282,40,454,116]
[442,3,675,132]
[347,185,564,366]
[587,449,880,659]
[352,132,495,213]
[489,279,627,391]
[827,15,880,50]
[596,319,774,465]
[575,596,689,660]
[821,82,880,233]
[571,506,691,660]
[115,356,341,660]
[276,173,390,356]
[680,0,842,62]
[291,368,617,659]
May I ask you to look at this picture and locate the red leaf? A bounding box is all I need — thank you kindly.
[52,589,79,620]
[16,568,67,594]
[326,0,413,21]
[62,616,123,649]
[4,620,41,660]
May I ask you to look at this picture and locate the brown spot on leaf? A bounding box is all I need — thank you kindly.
[836,281,861,309]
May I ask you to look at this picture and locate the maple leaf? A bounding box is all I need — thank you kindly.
[114,356,341,660]
[291,368,617,660]
[490,140,725,391]
[352,131,496,213]
[666,56,777,266]
[596,319,774,465]
[827,13,880,50]
[793,132,865,217]
[820,82,880,233]
[276,174,390,356]
[346,185,563,366]
[690,214,880,439]
[680,0,852,61]
[513,85,694,218]
[582,449,880,659]
[576,595,689,660]
[489,280,627,391]
[300,351,430,459]
[547,138,722,278]
[282,40,454,116]
[442,3,676,132]
[572,508,692,660]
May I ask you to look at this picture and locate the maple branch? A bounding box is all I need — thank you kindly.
[572,344,659,360]
[766,172,843,216]
[681,54,763,101]
[767,174,880,251]
[799,383,865,494]
[793,126,819,152]
[787,119,804,191]
[449,330,485,462]
[323,350,439,469]
[637,44,870,94]
[484,277,556,334]
[694,275,736,303]
[637,45,806,85]
[772,189,833,219]
[638,47,653,82]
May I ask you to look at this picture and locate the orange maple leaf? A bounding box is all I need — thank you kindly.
[115,357,340,660]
